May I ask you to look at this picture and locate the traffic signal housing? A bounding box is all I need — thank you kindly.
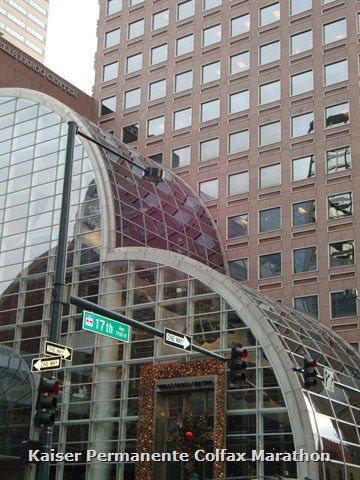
[34,377,60,427]
[229,344,248,387]
[303,358,318,389]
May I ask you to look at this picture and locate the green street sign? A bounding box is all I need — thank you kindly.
[82,310,130,343]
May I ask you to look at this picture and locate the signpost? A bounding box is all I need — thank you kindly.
[82,310,131,343]
[323,367,335,392]
[31,356,62,373]
[164,328,192,352]
[45,341,72,362]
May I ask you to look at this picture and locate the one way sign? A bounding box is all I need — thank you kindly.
[31,356,62,373]
[45,341,72,362]
[164,328,192,352]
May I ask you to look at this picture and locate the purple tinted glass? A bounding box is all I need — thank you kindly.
[86,123,225,272]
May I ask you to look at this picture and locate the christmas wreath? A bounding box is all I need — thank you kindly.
[165,405,213,474]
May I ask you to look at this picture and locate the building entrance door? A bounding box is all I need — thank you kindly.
[153,377,215,480]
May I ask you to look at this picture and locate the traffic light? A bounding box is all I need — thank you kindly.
[229,344,248,386]
[34,377,60,427]
[303,358,318,389]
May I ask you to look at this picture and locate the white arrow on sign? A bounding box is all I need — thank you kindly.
[164,328,192,352]
[166,332,190,349]
[31,356,62,372]
[45,341,72,361]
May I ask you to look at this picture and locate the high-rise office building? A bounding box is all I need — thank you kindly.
[1,7,360,479]
[0,0,49,61]
[94,0,360,347]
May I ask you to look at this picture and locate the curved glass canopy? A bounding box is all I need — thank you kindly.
[0,90,359,480]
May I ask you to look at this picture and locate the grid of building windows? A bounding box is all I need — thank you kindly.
[96,0,358,346]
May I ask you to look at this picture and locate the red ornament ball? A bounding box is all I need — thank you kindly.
[185,430,194,441]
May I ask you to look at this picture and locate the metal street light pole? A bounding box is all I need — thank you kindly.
[36,121,76,480]
[35,121,164,480]
[34,121,224,480]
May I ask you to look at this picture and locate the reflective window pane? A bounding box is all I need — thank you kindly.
[323,18,347,44]
[259,164,281,189]
[229,259,248,282]
[291,112,314,137]
[203,0,221,10]
[199,179,218,200]
[228,214,248,238]
[177,0,195,21]
[175,71,193,92]
[326,146,351,174]
[260,121,281,146]
[230,14,250,37]
[259,40,280,65]
[149,79,166,101]
[126,52,142,73]
[105,28,120,48]
[172,146,191,168]
[200,138,219,162]
[331,291,357,318]
[260,3,280,26]
[291,70,313,95]
[291,30,313,55]
[259,252,282,278]
[293,246,317,273]
[203,24,221,47]
[259,80,280,105]
[176,34,194,56]
[259,207,281,232]
[201,99,219,122]
[147,116,165,137]
[229,130,249,154]
[230,51,250,75]
[107,0,122,15]
[325,102,349,128]
[228,171,249,196]
[128,18,144,39]
[290,0,312,16]
[329,240,355,268]
[229,90,249,114]
[124,88,141,109]
[293,200,316,226]
[173,107,192,130]
[152,9,169,30]
[328,192,352,219]
[122,123,138,143]
[294,296,318,319]
[11,132,34,151]
[202,61,221,83]
[100,96,116,116]
[324,59,348,86]
[292,155,315,181]
[148,153,162,164]
[151,44,167,65]
[102,61,118,82]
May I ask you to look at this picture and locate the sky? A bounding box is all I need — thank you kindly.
[45,0,99,95]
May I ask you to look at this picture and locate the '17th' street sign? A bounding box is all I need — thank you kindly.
[31,356,62,373]
[82,310,130,343]
[164,328,192,352]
